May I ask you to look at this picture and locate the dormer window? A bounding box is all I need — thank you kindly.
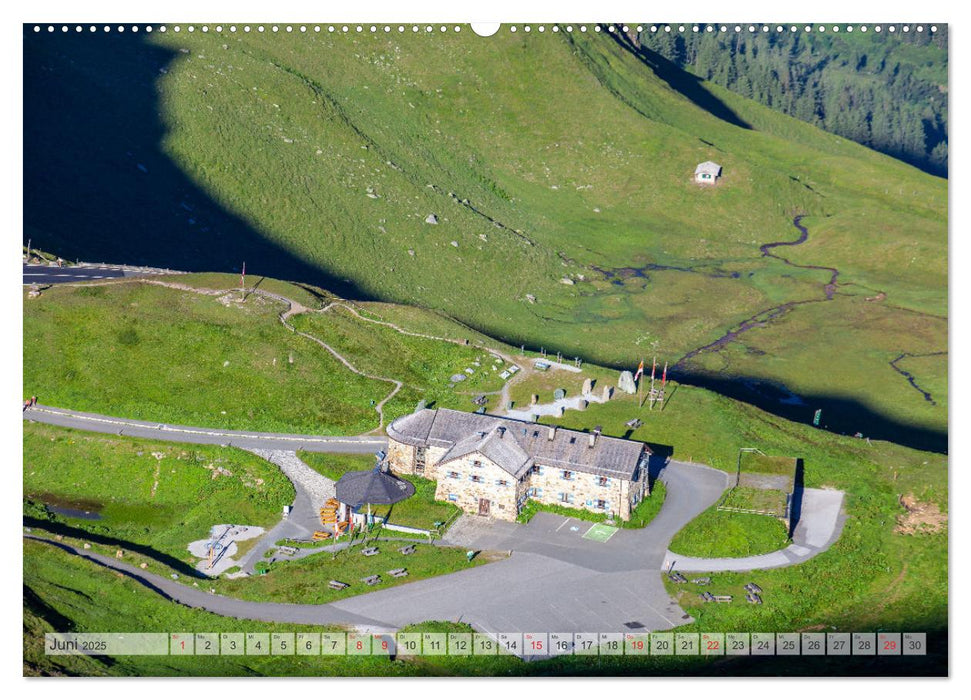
[472,460,482,468]
[561,470,573,481]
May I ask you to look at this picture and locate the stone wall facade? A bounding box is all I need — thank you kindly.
[433,453,521,522]
[387,436,650,522]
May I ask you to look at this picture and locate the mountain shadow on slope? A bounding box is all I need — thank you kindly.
[23,26,372,300]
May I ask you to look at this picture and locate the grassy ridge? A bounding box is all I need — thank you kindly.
[23,281,385,434]
[23,280,524,434]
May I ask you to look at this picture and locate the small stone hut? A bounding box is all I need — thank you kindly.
[694,161,722,184]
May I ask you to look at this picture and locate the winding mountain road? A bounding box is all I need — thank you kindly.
[24,269,848,637]
[23,405,386,454]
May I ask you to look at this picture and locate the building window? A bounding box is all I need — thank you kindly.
[561,470,573,481]
[470,474,483,483]
[447,493,458,502]
[447,471,460,479]
[598,477,609,487]
[472,460,482,468]
[528,487,543,498]
[496,479,509,487]
[559,492,574,504]
[530,465,544,475]
[596,499,608,510]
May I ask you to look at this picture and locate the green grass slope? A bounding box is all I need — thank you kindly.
[24,422,294,564]
[24,27,946,448]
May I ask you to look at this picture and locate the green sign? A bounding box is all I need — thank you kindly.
[812,409,822,427]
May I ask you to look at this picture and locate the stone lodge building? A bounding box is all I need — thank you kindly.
[386,408,652,522]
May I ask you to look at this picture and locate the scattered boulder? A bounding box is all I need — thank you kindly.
[451,241,459,247]
[525,294,536,304]
[560,277,575,285]
[425,214,439,225]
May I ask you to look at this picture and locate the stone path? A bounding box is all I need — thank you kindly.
[237,450,338,574]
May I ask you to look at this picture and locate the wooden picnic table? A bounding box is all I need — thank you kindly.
[398,545,416,555]
[361,575,381,586]
[388,568,408,578]
[362,546,379,556]
[328,580,349,590]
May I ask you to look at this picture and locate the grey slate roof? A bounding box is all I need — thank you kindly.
[437,427,534,479]
[388,408,648,480]
[694,161,722,176]
[335,467,416,507]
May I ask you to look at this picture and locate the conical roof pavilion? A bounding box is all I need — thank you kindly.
[334,464,415,508]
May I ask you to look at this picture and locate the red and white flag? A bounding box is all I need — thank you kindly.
[633,359,645,381]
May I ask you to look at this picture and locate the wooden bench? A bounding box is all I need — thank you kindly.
[312,531,332,541]
[328,580,349,590]
[361,575,381,586]
[398,545,416,555]
[388,568,408,578]
[362,546,379,557]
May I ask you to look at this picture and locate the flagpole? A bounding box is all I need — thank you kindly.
[649,357,657,410]
[637,358,643,408]
[240,261,246,301]
[660,361,668,410]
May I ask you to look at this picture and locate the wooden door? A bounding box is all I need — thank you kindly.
[478,498,490,516]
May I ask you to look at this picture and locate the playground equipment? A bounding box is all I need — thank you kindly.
[205,525,233,571]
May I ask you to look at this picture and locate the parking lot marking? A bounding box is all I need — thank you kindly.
[582,523,618,543]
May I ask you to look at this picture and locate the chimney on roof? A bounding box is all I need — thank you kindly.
[589,425,602,448]
[496,426,505,439]
[548,426,557,441]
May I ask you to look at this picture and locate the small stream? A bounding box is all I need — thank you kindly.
[674,215,839,370]
[889,352,947,406]
[760,215,839,300]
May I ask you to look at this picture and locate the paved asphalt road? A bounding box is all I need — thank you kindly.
[665,487,847,572]
[23,405,387,454]
[23,263,136,284]
[23,407,846,642]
